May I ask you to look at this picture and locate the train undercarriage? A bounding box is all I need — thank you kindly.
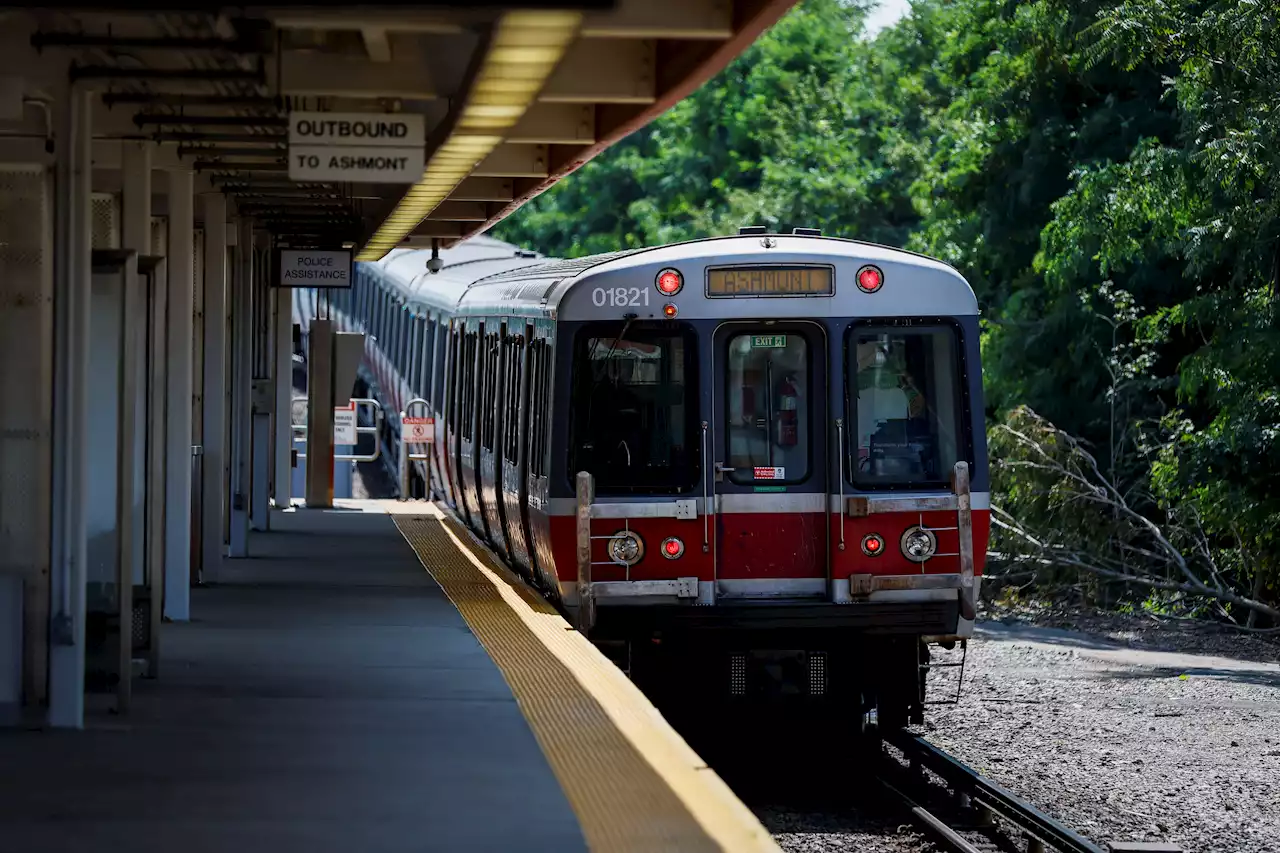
[591,600,961,745]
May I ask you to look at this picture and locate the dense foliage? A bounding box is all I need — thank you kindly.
[495,0,1280,624]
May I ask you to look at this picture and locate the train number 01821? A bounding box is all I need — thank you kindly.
[591,286,650,308]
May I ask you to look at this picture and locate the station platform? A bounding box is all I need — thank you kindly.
[0,501,778,853]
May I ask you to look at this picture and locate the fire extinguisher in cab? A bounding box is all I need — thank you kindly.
[775,374,800,447]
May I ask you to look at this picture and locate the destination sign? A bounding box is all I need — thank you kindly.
[287,111,425,184]
[706,266,834,297]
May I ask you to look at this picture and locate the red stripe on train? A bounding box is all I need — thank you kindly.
[546,509,989,583]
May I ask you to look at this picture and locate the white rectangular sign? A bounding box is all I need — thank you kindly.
[289,112,426,147]
[278,250,352,289]
[289,145,425,183]
[288,111,425,183]
[334,406,357,445]
[403,417,434,444]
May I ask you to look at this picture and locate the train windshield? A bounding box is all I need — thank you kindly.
[570,323,699,494]
[848,325,966,487]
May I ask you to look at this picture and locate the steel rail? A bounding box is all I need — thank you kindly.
[886,731,1107,853]
[878,777,984,853]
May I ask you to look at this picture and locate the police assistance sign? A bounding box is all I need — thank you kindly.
[277,250,352,289]
[288,111,425,183]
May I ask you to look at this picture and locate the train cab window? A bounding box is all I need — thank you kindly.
[848,325,966,487]
[724,332,811,484]
[569,323,698,494]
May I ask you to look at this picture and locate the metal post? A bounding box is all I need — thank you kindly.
[575,471,595,633]
[228,217,252,556]
[144,256,167,678]
[48,86,93,729]
[397,428,409,500]
[199,193,227,582]
[117,140,151,713]
[954,461,976,622]
[304,318,335,507]
[163,169,194,621]
[114,251,141,715]
[273,287,293,509]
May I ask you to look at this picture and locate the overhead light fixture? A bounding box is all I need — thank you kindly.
[357,10,582,261]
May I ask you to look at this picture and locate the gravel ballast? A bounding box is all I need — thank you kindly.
[755,611,1280,853]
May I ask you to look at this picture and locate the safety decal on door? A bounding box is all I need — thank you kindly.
[753,466,785,480]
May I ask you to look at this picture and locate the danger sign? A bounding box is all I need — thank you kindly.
[404,416,434,444]
[753,466,786,480]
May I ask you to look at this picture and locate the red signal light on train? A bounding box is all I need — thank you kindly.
[656,268,684,295]
[662,303,679,318]
[856,265,884,293]
[861,533,885,556]
[661,537,685,559]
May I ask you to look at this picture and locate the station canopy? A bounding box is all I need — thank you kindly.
[22,1,795,259]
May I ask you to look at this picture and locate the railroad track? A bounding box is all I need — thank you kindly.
[878,731,1112,853]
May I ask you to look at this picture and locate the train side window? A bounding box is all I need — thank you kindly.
[504,336,524,463]
[460,331,475,441]
[569,322,699,494]
[480,333,495,451]
[433,322,446,410]
[846,323,967,488]
[527,338,544,478]
[422,318,435,397]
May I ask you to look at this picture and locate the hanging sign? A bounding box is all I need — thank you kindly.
[277,249,352,288]
[403,417,434,444]
[288,111,426,183]
[334,404,357,445]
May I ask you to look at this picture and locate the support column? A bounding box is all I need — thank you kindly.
[48,87,92,728]
[304,318,334,508]
[117,141,151,714]
[228,217,252,556]
[163,169,193,621]
[250,236,271,532]
[199,193,226,583]
[273,287,292,508]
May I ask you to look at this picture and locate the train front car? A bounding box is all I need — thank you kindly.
[545,230,989,733]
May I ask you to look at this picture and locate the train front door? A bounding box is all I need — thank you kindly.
[712,322,828,598]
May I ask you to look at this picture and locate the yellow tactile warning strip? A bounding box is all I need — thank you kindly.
[392,507,781,853]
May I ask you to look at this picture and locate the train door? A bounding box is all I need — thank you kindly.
[712,321,828,597]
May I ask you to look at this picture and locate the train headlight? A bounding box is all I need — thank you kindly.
[660,537,684,559]
[656,268,683,296]
[861,533,885,556]
[608,530,645,566]
[900,526,937,562]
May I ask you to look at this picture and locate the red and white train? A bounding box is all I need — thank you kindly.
[306,228,990,728]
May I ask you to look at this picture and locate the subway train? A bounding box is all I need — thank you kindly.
[302,229,990,730]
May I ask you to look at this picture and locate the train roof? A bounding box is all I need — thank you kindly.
[365,232,978,321]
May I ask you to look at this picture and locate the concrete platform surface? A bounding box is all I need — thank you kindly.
[0,506,587,853]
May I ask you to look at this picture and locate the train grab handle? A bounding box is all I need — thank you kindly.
[953,460,976,622]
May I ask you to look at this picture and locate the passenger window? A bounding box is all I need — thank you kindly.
[504,337,524,464]
[480,334,495,451]
[528,339,545,478]
[461,332,475,441]
[724,332,811,484]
